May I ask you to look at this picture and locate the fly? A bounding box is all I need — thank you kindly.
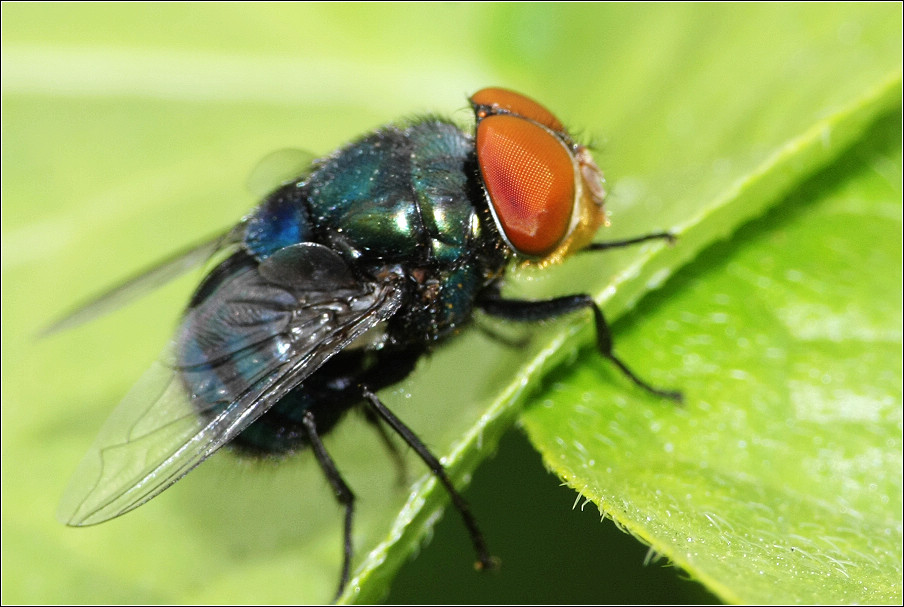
[53,87,680,598]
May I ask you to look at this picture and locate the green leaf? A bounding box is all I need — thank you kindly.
[2,3,900,604]
[522,111,903,604]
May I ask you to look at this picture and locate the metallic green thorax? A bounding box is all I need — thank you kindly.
[244,118,508,343]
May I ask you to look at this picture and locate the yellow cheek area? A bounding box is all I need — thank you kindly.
[521,146,607,268]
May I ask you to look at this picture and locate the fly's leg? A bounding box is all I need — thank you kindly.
[360,387,497,572]
[361,407,409,487]
[478,294,682,402]
[301,411,355,601]
[584,231,675,251]
[357,348,425,487]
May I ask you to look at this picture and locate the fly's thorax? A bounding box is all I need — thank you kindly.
[235,114,510,356]
[380,258,488,348]
[302,119,480,268]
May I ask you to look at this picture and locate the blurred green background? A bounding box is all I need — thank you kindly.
[2,3,901,604]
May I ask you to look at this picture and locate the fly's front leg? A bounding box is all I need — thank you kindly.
[478,293,682,402]
[584,231,676,252]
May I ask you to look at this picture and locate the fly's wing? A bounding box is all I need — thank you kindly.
[245,148,317,198]
[44,150,319,337]
[58,242,405,526]
[42,225,245,336]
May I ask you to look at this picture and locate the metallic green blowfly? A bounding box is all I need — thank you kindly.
[55,87,679,597]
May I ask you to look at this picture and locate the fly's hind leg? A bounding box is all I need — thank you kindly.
[361,406,409,487]
[302,411,355,601]
[360,386,497,572]
[357,348,426,486]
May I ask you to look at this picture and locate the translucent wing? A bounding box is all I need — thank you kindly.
[245,148,316,198]
[58,243,405,526]
[46,149,317,338]
[42,225,244,336]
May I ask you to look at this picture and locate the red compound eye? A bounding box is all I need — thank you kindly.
[471,87,566,133]
[476,114,576,257]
